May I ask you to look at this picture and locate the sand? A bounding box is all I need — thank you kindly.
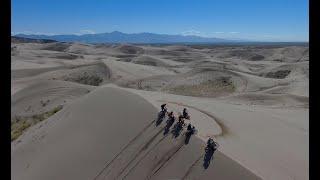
[11,87,260,180]
[11,39,308,180]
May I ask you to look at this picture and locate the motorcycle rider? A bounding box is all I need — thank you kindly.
[186,124,196,137]
[172,114,185,138]
[158,103,167,119]
[161,104,167,112]
[185,123,196,144]
[203,138,219,168]
[206,138,219,152]
[178,115,185,125]
[167,111,175,122]
[166,111,175,126]
[163,111,175,135]
[182,108,190,119]
[187,124,195,132]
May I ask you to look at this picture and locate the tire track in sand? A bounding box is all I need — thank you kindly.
[92,119,156,180]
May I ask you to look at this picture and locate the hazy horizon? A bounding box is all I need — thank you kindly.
[12,31,310,44]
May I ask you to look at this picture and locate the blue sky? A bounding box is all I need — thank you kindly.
[12,0,308,41]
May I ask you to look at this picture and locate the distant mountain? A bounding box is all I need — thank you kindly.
[11,36,57,43]
[14,31,241,44]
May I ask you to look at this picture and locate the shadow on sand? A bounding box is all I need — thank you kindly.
[184,131,192,144]
[155,111,165,126]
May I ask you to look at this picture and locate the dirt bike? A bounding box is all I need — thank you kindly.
[163,118,175,135]
[203,141,219,169]
[184,126,197,144]
[156,110,166,126]
[172,121,185,138]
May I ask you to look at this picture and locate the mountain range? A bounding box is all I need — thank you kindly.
[14,31,243,44]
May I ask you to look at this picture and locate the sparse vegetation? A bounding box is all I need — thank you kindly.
[53,53,80,60]
[64,73,103,86]
[11,105,63,141]
[164,77,235,97]
[133,60,157,66]
[265,70,291,79]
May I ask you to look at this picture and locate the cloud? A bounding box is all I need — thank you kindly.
[12,31,57,35]
[229,32,240,34]
[213,31,225,34]
[112,24,119,28]
[80,29,96,34]
[181,29,202,36]
[72,29,96,35]
[12,31,32,35]
[75,29,96,35]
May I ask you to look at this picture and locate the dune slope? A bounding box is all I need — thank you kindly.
[12,87,260,180]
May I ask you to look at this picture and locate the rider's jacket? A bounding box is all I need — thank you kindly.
[183,111,188,118]
[207,142,217,151]
[168,116,175,122]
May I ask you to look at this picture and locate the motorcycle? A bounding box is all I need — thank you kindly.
[184,126,197,144]
[156,109,166,126]
[203,141,219,169]
[172,121,185,138]
[163,118,175,135]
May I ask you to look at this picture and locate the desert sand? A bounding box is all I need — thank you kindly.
[11,39,308,180]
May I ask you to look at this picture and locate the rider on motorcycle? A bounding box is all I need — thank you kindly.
[158,103,167,118]
[178,115,185,125]
[168,111,174,120]
[182,108,190,120]
[161,104,167,112]
[206,138,219,152]
[187,124,195,132]
[186,124,196,137]
[166,111,175,125]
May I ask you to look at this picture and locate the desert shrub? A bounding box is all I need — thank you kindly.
[164,77,235,97]
[11,105,63,141]
[265,70,291,79]
[64,74,103,86]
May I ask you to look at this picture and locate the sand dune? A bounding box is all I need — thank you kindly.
[12,80,94,118]
[11,80,94,141]
[206,45,309,62]
[102,59,175,86]
[40,42,71,52]
[126,67,244,97]
[116,44,145,54]
[11,41,308,180]
[12,87,260,180]
[119,85,308,180]
[131,55,169,67]
[11,64,108,98]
